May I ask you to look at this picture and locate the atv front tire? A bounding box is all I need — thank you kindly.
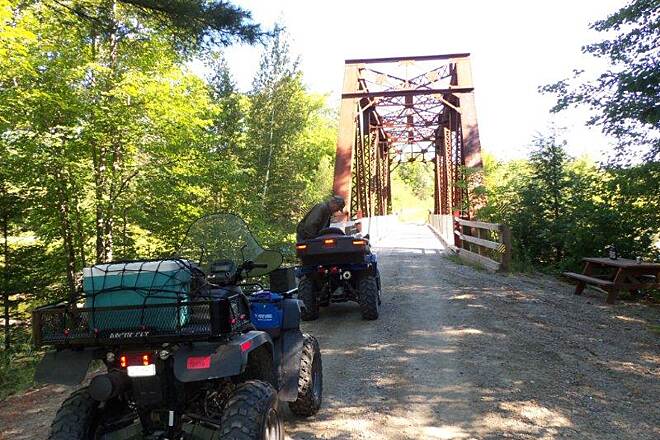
[358,275,379,320]
[288,334,323,416]
[298,277,319,321]
[220,380,283,440]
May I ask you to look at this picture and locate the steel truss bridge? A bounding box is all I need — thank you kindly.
[332,53,483,219]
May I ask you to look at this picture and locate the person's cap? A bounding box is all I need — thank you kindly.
[330,195,345,209]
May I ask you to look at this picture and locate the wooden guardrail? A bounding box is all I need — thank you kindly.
[427,214,512,272]
[453,217,511,272]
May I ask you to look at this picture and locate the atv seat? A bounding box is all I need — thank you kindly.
[317,227,345,237]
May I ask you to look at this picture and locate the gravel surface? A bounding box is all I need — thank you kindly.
[1,223,658,439]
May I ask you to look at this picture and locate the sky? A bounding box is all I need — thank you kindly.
[209,0,630,162]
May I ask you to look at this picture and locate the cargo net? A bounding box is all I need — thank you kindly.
[33,259,253,346]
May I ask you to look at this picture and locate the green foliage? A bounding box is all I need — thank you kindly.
[480,130,660,272]
[391,162,434,222]
[541,0,659,161]
[48,0,264,53]
[0,327,42,401]
[396,161,434,200]
[0,2,335,400]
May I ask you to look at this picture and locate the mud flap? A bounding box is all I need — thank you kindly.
[277,329,303,401]
[35,349,97,385]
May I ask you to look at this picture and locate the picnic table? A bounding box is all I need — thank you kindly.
[564,257,660,304]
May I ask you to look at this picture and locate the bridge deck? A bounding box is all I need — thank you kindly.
[370,221,446,252]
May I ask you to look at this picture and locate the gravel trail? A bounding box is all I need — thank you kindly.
[285,222,659,439]
[1,223,658,439]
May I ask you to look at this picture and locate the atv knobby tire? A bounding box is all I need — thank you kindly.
[49,387,135,440]
[48,388,99,440]
[220,380,283,440]
[358,275,379,320]
[298,277,319,321]
[288,334,323,416]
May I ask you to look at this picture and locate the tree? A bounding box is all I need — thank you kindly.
[541,0,660,162]
[47,0,264,52]
[0,0,235,296]
[527,130,570,263]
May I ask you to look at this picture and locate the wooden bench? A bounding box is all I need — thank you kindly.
[562,272,615,288]
[564,258,660,304]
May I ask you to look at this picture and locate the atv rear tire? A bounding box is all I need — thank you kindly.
[288,334,323,416]
[48,388,99,440]
[220,380,283,440]
[358,275,379,320]
[298,277,319,321]
[49,388,133,439]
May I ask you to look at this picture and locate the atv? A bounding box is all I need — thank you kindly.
[32,213,322,440]
[295,226,381,321]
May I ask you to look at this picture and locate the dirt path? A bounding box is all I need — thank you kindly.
[285,223,659,439]
[1,223,658,439]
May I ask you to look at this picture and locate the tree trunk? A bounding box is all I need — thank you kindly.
[2,211,10,351]
[94,0,120,263]
[54,170,78,298]
[261,98,276,205]
[94,130,108,263]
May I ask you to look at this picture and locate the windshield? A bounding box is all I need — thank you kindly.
[177,213,282,278]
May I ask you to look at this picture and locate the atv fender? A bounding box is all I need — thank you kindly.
[35,348,98,385]
[173,331,273,383]
[281,298,303,330]
[277,329,304,401]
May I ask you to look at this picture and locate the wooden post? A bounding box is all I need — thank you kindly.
[500,224,511,272]
[575,261,594,295]
[607,268,626,304]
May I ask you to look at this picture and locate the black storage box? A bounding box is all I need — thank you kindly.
[269,267,297,293]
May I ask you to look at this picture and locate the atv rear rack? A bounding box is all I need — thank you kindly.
[32,294,253,348]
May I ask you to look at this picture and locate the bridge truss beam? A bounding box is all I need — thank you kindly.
[332,54,483,219]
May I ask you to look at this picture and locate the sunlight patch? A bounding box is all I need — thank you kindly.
[500,401,572,427]
[450,293,476,300]
[614,315,646,324]
[422,425,472,439]
[443,327,484,336]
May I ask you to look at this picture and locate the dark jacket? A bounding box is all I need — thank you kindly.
[296,202,332,242]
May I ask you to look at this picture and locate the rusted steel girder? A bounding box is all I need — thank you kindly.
[333,54,483,219]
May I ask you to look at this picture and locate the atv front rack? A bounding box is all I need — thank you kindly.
[32,294,253,348]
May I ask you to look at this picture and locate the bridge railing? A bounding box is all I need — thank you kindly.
[427,214,454,246]
[428,214,512,272]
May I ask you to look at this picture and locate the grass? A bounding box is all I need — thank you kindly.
[0,330,43,401]
[444,253,487,272]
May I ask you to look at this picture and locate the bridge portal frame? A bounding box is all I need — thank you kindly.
[332,54,483,220]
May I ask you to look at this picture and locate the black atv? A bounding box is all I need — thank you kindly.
[295,227,381,321]
[32,213,322,440]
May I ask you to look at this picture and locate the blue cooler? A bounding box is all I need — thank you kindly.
[83,260,193,331]
[249,291,284,337]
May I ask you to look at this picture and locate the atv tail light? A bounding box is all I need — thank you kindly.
[240,340,252,352]
[323,238,336,248]
[119,352,153,369]
[187,356,211,370]
[352,239,366,246]
[329,266,339,274]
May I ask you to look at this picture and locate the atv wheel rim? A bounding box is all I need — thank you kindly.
[263,407,281,440]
